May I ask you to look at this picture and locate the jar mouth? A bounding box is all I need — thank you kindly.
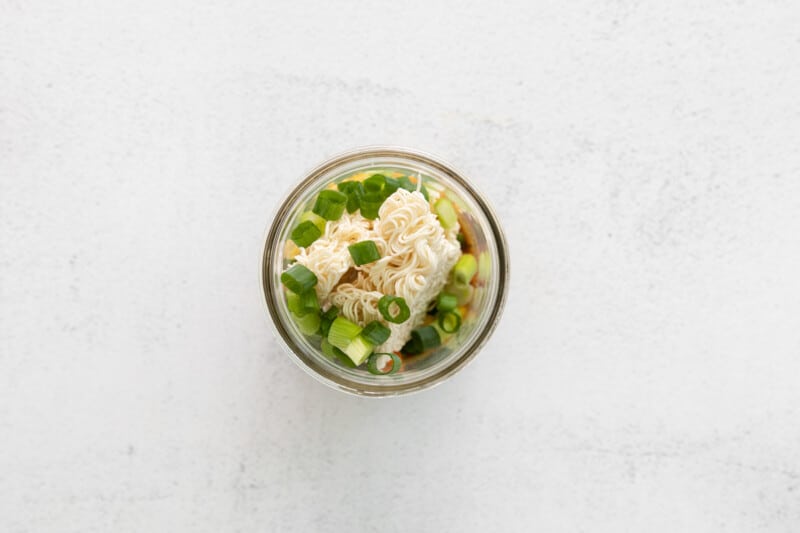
[262,146,510,396]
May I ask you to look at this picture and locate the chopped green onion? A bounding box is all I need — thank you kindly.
[477,251,491,282]
[446,281,474,305]
[286,291,303,315]
[337,181,364,214]
[364,174,386,192]
[359,192,384,219]
[290,220,322,248]
[434,198,458,229]
[328,316,362,350]
[456,232,466,247]
[438,310,462,333]
[342,336,373,366]
[367,353,401,375]
[286,290,318,316]
[398,176,429,201]
[292,310,320,336]
[320,337,336,359]
[378,295,411,324]
[319,306,339,337]
[436,292,458,312]
[312,189,347,221]
[363,174,399,199]
[453,253,478,284]
[332,344,356,368]
[397,176,415,192]
[299,211,327,233]
[280,264,317,294]
[383,176,400,196]
[321,335,356,367]
[401,325,441,355]
[348,240,381,266]
[360,321,391,345]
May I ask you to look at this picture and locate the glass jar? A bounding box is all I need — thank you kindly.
[261,147,509,396]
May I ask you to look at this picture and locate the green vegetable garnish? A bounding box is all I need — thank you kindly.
[280,264,317,294]
[348,240,381,266]
[360,321,391,345]
[438,310,462,333]
[378,295,411,324]
[401,325,441,355]
[290,220,322,248]
[312,189,347,221]
[367,353,401,375]
[436,292,458,312]
[291,311,320,336]
[434,198,458,229]
[453,253,478,284]
[359,192,384,219]
[328,316,362,350]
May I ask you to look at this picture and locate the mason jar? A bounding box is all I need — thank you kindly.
[262,146,509,396]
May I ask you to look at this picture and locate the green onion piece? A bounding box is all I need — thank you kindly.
[397,176,429,201]
[456,232,466,247]
[378,295,411,324]
[363,174,386,192]
[321,335,355,367]
[438,310,462,333]
[477,251,491,282]
[319,306,339,337]
[361,321,391,345]
[453,253,478,284]
[292,311,320,336]
[419,185,430,202]
[320,337,336,359]
[359,192,383,219]
[286,291,303,315]
[286,290,318,316]
[398,176,415,193]
[446,281,474,305]
[280,264,317,294]
[343,336,373,366]
[290,220,322,248]
[322,306,339,321]
[337,181,364,214]
[437,292,458,312]
[312,189,347,221]
[383,177,400,196]
[401,325,441,355]
[332,344,356,368]
[434,198,458,229]
[328,316,362,350]
[299,211,327,234]
[348,240,381,266]
[367,353,401,375]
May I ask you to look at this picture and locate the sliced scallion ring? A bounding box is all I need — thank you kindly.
[438,310,462,333]
[378,295,410,324]
[367,353,401,375]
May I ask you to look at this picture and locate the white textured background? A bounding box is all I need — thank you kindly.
[2,1,800,532]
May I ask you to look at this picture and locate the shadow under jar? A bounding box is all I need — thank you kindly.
[262,147,509,396]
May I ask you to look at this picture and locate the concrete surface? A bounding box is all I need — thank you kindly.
[2,1,800,531]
